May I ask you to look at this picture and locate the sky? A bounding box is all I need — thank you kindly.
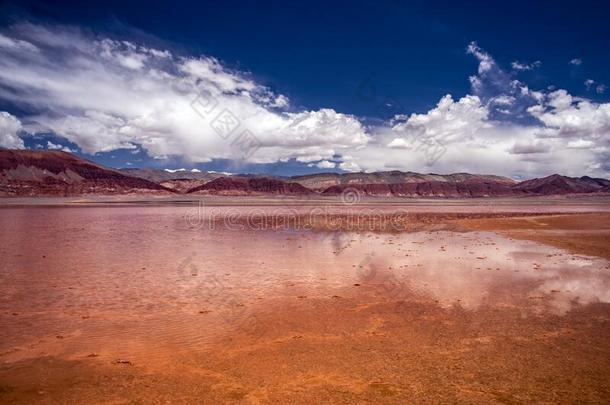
[0,0,609,178]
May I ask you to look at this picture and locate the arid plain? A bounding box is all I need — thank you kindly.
[1,197,609,403]
[2,1,610,402]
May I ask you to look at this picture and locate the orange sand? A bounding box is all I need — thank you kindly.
[455,213,610,259]
[0,205,609,403]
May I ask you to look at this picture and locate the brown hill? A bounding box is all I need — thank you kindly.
[291,171,516,191]
[0,150,172,196]
[512,174,610,194]
[159,178,209,193]
[187,176,313,195]
[322,181,518,197]
[2,151,608,198]
[322,174,610,197]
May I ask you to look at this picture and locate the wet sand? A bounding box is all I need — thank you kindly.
[455,212,610,260]
[1,203,609,403]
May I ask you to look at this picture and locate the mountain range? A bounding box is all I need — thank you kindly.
[1,150,608,197]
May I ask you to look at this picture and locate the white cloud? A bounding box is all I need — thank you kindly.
[270,94,289,108]
[528,90,610,140]
[338,159,361,172]
[545,89,574,111]
[570,58,582,66]
[0,33,37,52]
[391,94,490,144]
[46,141,75,152]
[467,42,494,73]
[466,43,540,123]
[511,60,541,71]
[0,111,24,149]
[315,160,336,169]
[566,139,594,149]
[387,138,412,149]
[0,24,608,179]
[491,95,516,106]
[354,63,609,177]
[0,23,368,166]
[585,79,607,94]
[508,140,550,154]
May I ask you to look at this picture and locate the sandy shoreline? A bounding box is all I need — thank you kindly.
[1,194,610,207]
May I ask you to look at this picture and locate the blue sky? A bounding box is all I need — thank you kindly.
[0,0,609,178]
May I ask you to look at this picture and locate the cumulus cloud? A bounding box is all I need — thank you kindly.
[46,141,76,152]
[349,44,609,178]
[0,22,367,165]
[466,42,541,124]
[387,138,411,149]
[338,160,361,172]
[0,23,608,178]
[315,160,336,169]
[391,94,490,144]
[528,90,610,140]
[570,58,582,65]
[0,111,24,149]
[524,90,609,171]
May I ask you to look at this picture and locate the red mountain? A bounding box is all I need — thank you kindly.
[187,176,313,195]
[292,171,516,191]
[1,151,608,198]
[322,174,610,197]
[322,181,517,197]
[0,150,172,196]
[512,174,610,194]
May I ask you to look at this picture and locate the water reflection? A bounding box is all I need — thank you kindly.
[0,207,608,366]
[343,231,610,315]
